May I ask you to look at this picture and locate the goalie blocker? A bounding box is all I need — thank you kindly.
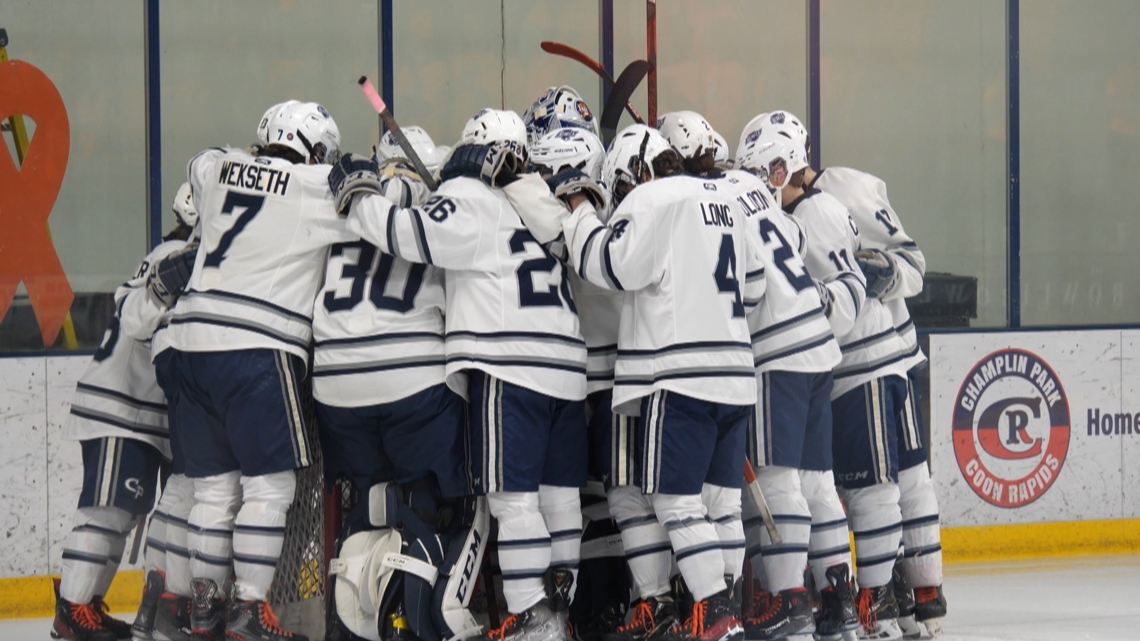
[331,482,489,641]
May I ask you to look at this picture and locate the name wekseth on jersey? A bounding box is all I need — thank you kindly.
[218,159,292,196]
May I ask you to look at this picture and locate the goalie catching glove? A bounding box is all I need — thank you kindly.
[855,248,899,299]
[328,153,384,215]
[146,242,199,308]
[438,141,524,188]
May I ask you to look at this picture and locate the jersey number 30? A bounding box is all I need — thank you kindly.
[324,241,425,313]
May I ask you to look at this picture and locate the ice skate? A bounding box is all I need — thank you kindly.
[226,599,307,641]
[743,587,814,640]
[152,591,194,641]
[482,600,566,641]
[188,579,226,641]
[602,596,680,641]
[854,585,901,640]
[815,564,859,641]
[912,586,945,637]
[657,589,741,641]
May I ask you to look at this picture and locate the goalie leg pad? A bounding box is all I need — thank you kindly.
[431,496,490,641]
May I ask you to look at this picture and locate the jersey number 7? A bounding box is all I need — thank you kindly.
[203,191,266,268]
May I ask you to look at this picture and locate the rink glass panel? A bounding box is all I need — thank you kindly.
[820,0,1008,327]
[1019,1,1140,325]
[0,0,147,349]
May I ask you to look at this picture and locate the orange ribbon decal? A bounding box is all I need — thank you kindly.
[0,60,73,346]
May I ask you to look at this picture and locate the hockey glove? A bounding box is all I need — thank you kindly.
[545,167,607,212]
[328,153,383,215]
[815,279,835,318]
[439,142,523,188]
[146,242,199,309]
[855,248,899,300]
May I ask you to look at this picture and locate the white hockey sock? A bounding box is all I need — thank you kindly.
[843,483,902,589]
[652,493,725,602]
[608,486,671,599]
[488,491,551,614]
[188,472,241,590]
[539,485,582,597]
[60,506,135,604]
[161,474,195,596]
[702,484,746,585]
[898,464,943,588]
[799,470,853,592]
[750,467,810,593]
[145,502,168,577]
[233,471,295,602]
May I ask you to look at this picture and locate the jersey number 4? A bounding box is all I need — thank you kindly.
[324,241,426,313]
[203,191,266,268]
[714,235,746,318]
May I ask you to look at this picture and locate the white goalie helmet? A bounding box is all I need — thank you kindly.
[736,134,809,192]
[376,125,448,173]
[522,85,601,146]
[460,108,528,159]
[656,110,721,162]
[529,128,606,181]
[172,181,198,228]
[264,101,341,164]
[737,110,808,163]
[602,124,674,206]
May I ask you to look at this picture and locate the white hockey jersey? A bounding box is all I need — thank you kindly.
[346,176,586,402]
[312,175,448,407]
[166,148,354,363]
[784,189,907,398]
[557,174,763,415]
[809,167,926,371]
[720,171,840,375]
[63,241,188,458]
[572,273,624,394]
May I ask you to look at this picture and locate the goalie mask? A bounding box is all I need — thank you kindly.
[171,181,198,228]
[737,110,808,165]
[377,125,448,174]
[529,128,606,181]
[265,100,341,165]
[736,135,809,192]
[523,85,601,146]
[602,124,677,206]
[459,108,528,162]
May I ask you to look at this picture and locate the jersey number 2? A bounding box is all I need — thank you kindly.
[714,235,745,318]
[324,241,425,313]
[203,191,266,268]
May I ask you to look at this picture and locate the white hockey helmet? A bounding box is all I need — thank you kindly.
[602,124,675,206]
[256,100,296,145]
[376,125,447,173]
[522,85,601,146]
[529,128,606,181]
[711,131,731,170]
[264,101,341,164]
[736,134,809,192]
[737,110,808,163]
[656,110,721,162]
[460,108,528,159]
[172,181,197,228]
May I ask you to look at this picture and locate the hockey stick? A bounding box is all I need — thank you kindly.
[600,60,650,147]
[358,76,439,191]
[744,459,782,545]
[539,41,644,124]
[646,0,658,125]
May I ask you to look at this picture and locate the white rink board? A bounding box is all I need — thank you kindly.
[929,330,1137,528]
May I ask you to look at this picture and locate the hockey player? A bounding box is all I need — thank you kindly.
[506,124,766,641]
[162,100,351,641]
[328,108,589,641]
[313,127,488,641]
[522,85,602,146]
[748,111,946,637]
[526,128,636,641]
[53,187,199,641]
[741,132,910,639]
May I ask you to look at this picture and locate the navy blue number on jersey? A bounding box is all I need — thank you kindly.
[828,248,855,272]
[758,218,813,292]
[203,191,266,268]
[323,240,426,313]
[509,229,576,313]
[874,209,899,236]
[714,234,746,318]
[93,298,128,363]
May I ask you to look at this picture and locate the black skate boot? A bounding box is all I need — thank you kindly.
[657,588,741,641]
[743,586,814,640]
[188,579,226,641]
[52,595,118,641]
[602,596,679,641]
[546,567,575,634]
[152,591,194,641]
[132,570,166,640]
[574,599,627,641]
[912,586,946,637]
[891,558,921,639]
[482,599,565,641]
[226,599,307,641]
[854,585,901,640]
[91,595,133,639]
[815,564,859,641]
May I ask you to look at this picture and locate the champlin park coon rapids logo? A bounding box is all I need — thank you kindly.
[952,348,1071,508]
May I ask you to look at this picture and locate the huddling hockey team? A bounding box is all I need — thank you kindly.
[51,85,947,641]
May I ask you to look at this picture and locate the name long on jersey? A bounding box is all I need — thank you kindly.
[64,240,188,458]
[167,148,354,363]
[808,166,927,371]
[720,170,840,375]
[784,188,907,399]
[311,175,449,407]
[346,176,586,402]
